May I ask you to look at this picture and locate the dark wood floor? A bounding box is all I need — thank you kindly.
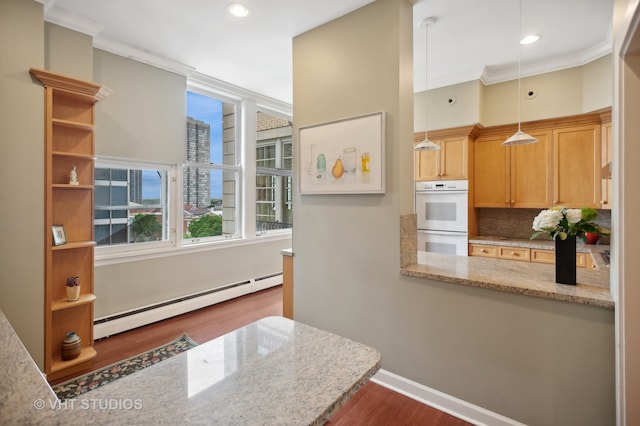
[52,286,471,425]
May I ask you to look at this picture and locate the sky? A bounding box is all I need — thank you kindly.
[187,91,224,199]
[142,91,224,200]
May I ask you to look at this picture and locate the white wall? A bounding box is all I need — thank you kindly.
[0,0,45,369]
[293,1,615,424]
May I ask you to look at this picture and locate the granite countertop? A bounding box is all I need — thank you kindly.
[281,248,293,256]
[402,244,613,309]
[1,313,381,425]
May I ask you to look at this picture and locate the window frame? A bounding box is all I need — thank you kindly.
[95,76,293,266]
[94,157,176,259]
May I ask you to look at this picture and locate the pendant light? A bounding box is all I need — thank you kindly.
[415,17,440,151]
[503,0,538,146]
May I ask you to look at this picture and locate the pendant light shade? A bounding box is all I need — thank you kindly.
[415,17,440,152]
[415,139,440,151]
[503,0,538,147]
[504,130,538,146]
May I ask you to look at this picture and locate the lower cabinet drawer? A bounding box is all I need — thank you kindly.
[531,249,555,264]
[469,244,497,258]
[497,246,531,262]
[532,249,589,268]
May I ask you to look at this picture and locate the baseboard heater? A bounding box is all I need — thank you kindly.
[93,273,282,340]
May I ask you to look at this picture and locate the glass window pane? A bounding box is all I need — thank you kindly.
[94,164,168,247]
[185,91,238,243]
[255,110,293,234]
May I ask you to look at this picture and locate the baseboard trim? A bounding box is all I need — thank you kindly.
[94,274,282,339]
[371,369,526,426]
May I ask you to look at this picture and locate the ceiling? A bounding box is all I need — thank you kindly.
[40,0,613,105]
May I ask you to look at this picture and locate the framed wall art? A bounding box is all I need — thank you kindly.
[299,111,385,194]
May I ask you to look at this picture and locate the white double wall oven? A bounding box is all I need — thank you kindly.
[415,180,468,256]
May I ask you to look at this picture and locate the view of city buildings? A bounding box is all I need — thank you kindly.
[94,101,293,246]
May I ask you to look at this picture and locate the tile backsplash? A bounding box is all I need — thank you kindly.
[477,208,612,241]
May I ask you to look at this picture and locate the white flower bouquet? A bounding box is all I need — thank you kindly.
[531,206,599,240]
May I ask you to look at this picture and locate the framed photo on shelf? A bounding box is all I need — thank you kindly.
[52,225,67,246]
[299,111,385,195]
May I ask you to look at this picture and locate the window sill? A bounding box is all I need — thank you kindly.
[95,232,291,267]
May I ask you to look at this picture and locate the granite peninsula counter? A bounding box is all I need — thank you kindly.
[1,311,381,425]
[402,245,612,310]
[399,216,613,309]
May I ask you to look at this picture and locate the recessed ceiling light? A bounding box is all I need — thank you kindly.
[520,34,540,45]
[227,3,249,18]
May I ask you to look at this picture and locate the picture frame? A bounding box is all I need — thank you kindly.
[52,225,67,246]
[299,111,385,194]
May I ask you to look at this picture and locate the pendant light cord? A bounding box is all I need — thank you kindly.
[517,0,522,133]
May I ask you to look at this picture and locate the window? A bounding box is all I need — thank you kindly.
[185,91,240,243]
[256,111,293,234]
[94,162,170,247]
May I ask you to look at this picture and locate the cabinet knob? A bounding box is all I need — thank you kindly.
[481,249,487,253]
[601,200,607,204]
[553,200,558,204]
[511,252,517,256]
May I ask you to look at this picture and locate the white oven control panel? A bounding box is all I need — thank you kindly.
[415,180,468,192]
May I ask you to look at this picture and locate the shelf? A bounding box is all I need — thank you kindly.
[52,118,95,132]
[51,293,96,311]
[52,151,96,160]
[50,346,97,375]
[52,241,96,251]
[52,183,94,190]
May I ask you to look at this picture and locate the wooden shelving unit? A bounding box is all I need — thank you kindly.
[30,68,111,382]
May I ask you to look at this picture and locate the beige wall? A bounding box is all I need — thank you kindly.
[414,80,481,130]
[415,54,613,132]
[44,23,93,80]
[0,0,45,369]
[293,1,614,424]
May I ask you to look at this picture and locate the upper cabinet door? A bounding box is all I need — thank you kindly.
[415,136,468,181]
[510,130,552,208]
[440,137,468,180]
[473,134,510,207]
[552,124,601,208]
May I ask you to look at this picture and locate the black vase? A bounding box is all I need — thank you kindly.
[555,235,577,285]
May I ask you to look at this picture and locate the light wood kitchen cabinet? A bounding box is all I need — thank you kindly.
[552,124,601,208]
[414,126,477,181]
[474,130,552,208]
[497,246,531,262]
[600,121,612,210]
[31,68,111,381]
[531,248,593,269]
[471,244,595,269]
[469,244,530,261]
[469,244,498,258]
[415,136,468,180]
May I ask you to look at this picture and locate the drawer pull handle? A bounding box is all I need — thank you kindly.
[481,249,488,253]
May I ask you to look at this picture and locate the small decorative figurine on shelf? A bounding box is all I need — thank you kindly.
[69,166,79,185]
[66,276,80,301]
